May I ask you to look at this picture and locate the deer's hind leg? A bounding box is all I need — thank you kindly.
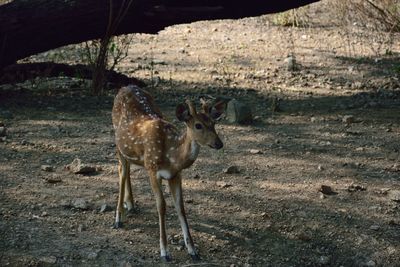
[114,150,130,228]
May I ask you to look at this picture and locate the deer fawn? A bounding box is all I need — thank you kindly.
[112,85,225,261]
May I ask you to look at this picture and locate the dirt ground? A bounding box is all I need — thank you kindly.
[1,1,400,266]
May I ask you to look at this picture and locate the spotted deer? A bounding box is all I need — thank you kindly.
[112,85,225,261]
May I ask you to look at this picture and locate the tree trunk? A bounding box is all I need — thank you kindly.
[0,0,319,69]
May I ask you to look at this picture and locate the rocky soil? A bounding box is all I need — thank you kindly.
[1,1,400,266]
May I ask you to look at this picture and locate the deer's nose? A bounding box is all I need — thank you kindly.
[214,138,223,150]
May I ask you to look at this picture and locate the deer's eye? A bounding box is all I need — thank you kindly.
[195,123,203,130]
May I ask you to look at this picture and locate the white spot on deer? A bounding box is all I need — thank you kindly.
[157,169,172,180]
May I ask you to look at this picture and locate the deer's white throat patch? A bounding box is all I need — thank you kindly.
[189,141,200,161]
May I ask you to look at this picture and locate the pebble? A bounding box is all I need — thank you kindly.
[249,149,262,154]
[369,224,380,231]
[347,184,366,192]
[41,165,54,172]
[217,181,233,188]
[0,126,6,136]
[66,158,97,175]
[100,203,112,213]
[78,224,85,232]
[388,190,400,202]
[43,175,62,184]
[72,198,88,210]
[39,256,57,264]
[317,255,330,265]
[319,185,335,195]
[87,250,98,260]
[223,165,240,174]
[342,115,355,124]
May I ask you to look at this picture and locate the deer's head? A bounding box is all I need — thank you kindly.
[176,99,226,149]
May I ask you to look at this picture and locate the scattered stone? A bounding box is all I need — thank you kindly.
[217,181,233,188]
[78,224,85,232]
[310,117,318,123]
[387,163,400,172]
[43,175,62,184]
[249,149,262,154]
[66,158,97,175]
[41,165,54,172]
[319,192,326,199]
[72,198,88,210]
[223,165,240,174]
[317,165,324,171]
[317,255,330,265]
[342,115,355,124]
[284,55,297,71]
[369,224,380,231]
[60,199,71,208]
[319,185,336,195]
[365,260,376,267]
[388,190,400,202]
[226,99,253,124]
[39,256,57,264]
[87,250,99,260]
[0,126,6,136]
[100,203,112,213]
[347,184,367,192]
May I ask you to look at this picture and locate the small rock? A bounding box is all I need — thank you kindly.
[317,255,330,265]
[0,126,6,136]
[342,115,355,124]
[66,158,97,175]
[388,164,400,172]
[317,165,324,171]
[284,55,297,71]
[347,184,367,192]
[41,165,54,172]
[388,190,400,202]
[223,165,240,174]
[249,149,262,154]
[87,250,98,260]
[310,117,318,123]
[60,199,71,208]
[369,224,380,231]
[78,224,85,232]
[100,203,112,213]
[43,175,62,184]
[39,256,57,264]
[217,181,232,188]
[365,260,376,267]
[226,99,253,124]
[319,185,336,195]
[72,198,88,210]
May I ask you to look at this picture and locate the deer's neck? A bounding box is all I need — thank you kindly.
[175,129,200,170]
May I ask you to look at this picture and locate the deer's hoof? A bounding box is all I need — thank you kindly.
[190,253,200,261]
[161,254,172,262]
[113,221,123,229]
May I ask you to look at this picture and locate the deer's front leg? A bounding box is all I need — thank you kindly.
[114,151,130,228]
[149,171,171,262]
[168,174,199,261]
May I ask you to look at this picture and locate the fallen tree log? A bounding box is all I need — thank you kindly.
[0,62,145,87]
[0,0,319,69]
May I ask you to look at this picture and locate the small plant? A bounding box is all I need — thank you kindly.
[78,0,134,95]
[272,7,310,27]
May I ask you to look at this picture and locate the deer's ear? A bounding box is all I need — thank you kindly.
[176,103,192,122]
[210,100,226,121]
